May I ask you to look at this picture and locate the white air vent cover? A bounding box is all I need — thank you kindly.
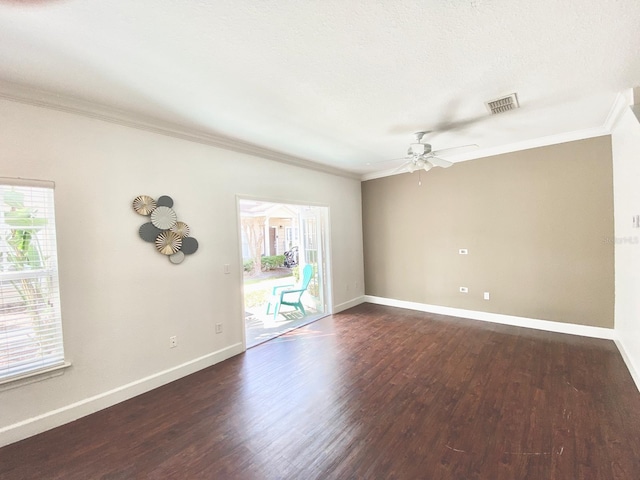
[486,93,519,114]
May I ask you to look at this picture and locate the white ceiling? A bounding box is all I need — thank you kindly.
[1,0,639,178]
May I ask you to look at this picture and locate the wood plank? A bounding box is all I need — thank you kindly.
[1,303,638,479]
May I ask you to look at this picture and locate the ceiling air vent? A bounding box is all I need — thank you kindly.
[486,93,519,114]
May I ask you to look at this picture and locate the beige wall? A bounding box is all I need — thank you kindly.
[362,137,614,328]
[0,97,365,446]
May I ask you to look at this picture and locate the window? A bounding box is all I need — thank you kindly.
[285,226,299,250]
[0,178,65,383]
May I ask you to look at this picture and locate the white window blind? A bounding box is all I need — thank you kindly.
[0,178,65,382]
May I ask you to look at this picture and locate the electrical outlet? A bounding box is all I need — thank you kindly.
[459,287,468,293]
[459,249,469,255]
[215,323,223,334]
[484,292,490,300]
[169,336,178,348]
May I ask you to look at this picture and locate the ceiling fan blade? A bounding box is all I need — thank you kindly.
[431,115,486,133]
[389,97,480,134]
[430,144,479,157]
[427,156,453,168]
[391,161,411,174]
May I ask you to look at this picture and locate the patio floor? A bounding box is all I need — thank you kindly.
[243,268,322,347]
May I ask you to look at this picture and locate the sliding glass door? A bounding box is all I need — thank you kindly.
[239,199,330,348]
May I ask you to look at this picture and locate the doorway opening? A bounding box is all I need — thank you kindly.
[239,199,330,348]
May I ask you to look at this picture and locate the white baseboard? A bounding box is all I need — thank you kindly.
[333,296,365,314]
[0,342,244,448]
[614,338,640,393]
[364,296,637,393]
[364,296,615,340]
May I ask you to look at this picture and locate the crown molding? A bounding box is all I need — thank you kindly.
[0,80,359,180]
[2,81,630,184]
[603,89,634,131]
[361,126,611,182]
[361,91,631,182]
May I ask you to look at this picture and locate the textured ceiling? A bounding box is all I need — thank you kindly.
[1,0,639,177]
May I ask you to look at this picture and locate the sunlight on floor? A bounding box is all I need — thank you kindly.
[244,267,328,347]
[245,304,324,347]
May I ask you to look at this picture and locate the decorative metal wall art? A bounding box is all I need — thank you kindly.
[133,195,156,215]
[132,195,198,264]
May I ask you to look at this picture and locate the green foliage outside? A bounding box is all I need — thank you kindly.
[2,189,47,272]
[292,265,299,282]
[291,264,319,296]
[307,264,319,297]
[243,259,254,273]
[261,255,285,271]
[244,289,269,308]
[1,188,54,356]
[243,255,287,274]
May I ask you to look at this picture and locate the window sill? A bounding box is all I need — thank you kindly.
[0,362,72,392]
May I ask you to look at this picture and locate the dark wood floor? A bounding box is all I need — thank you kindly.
[1,303,639,479]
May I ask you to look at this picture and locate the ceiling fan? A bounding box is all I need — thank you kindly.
[394,131,478,174]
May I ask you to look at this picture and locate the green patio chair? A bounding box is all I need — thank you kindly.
[266,264,314,320]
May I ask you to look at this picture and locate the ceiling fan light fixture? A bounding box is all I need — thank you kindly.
[394,133,470,177]
[410,143,427,155]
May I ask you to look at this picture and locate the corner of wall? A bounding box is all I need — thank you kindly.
[333,296,365,314]
[610,105,640,393]
[614,338,640,392]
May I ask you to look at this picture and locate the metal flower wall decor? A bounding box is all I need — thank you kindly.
[132,194,199,264]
